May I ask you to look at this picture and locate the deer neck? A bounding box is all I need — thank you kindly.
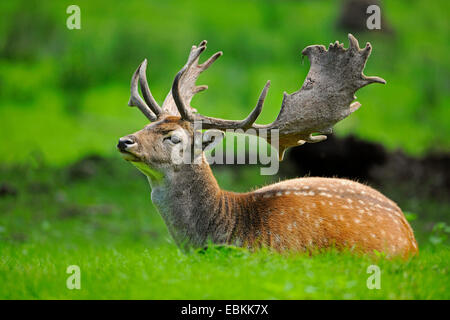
[148,158,236,249]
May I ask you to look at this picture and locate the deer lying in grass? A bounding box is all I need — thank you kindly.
[117,34,418,257]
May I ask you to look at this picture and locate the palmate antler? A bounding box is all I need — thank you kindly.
[265,34,386,158]
[128,34,385,160]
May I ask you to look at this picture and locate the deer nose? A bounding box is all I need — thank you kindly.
[117,137,136,152]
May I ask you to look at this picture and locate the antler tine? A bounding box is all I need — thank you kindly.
[171,70,192,120]
[193,51,223,94]
[171,43,207,120]
[128,61,157,121]
[139,59,162,116]
[195,80,270,130]
[200,50,223,71]
[348,33,360,51]
[240,80,271,129]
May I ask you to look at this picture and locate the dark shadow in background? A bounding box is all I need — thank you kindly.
[280,135,449,201]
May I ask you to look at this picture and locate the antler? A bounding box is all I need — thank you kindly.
[264,33,386,159]
[128,59,162,121]
[129,34,385,160]
[160,40,220,117]
[163,40,271,129]
[167,34,385,159]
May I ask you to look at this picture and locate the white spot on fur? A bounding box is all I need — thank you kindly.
[319,192,332,198]
[354,218,361,224]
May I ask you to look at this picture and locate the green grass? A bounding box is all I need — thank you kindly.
[1,243,448,300]
[0,158,448,299]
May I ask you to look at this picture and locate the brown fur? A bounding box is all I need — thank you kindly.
[227,178,418,258]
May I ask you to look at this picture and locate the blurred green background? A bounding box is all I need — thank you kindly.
[0,0,449,299]
[0,0,449,164]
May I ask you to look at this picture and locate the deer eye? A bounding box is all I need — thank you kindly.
[171,135,181,144]
[164,135,181,144]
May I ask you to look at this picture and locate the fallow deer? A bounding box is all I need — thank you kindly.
[117,35,418,257]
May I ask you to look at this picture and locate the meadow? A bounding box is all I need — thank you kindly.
[0,0,449,299]
[0,158,448,299]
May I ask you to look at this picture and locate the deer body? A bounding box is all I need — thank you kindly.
[118,35,418,257]
[144,141,417,257]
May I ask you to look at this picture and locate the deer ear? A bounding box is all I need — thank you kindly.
[202,130,224,152]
